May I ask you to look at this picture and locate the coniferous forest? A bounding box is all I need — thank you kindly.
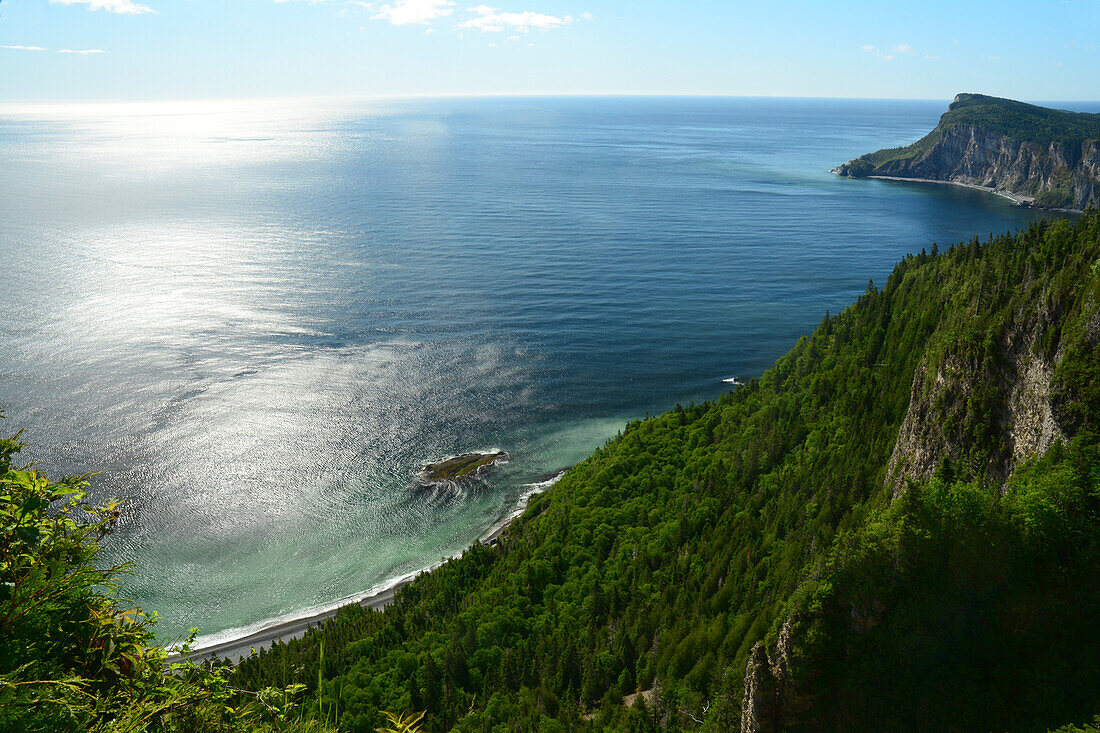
[4,210,1100,731]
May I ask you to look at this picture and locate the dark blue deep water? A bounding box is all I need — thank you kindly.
[0,97,1073,644]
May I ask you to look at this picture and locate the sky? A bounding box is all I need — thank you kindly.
[0,0,1098,101]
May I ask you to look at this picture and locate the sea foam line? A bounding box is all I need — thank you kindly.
[176,468,567,660]
[479,470,566,545]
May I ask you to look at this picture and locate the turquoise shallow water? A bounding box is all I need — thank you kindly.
[0,96,1085,644]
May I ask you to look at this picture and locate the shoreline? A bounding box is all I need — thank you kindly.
[167,578,414,665]
[867,175,1036,207]
[168,470,566,665]
[857,174,1085,214]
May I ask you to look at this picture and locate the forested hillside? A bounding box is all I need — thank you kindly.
[231,210,1100,731]
[5,211,1100,732]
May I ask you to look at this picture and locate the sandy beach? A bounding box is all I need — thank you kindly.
[168,470,565,665]
[167,580,412,664]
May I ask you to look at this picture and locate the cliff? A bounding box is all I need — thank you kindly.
[738,216,1100,732]
[885,298,1072,489]
[835,93,1100,211]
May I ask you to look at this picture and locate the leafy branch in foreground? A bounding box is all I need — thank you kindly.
[376,710,426,733]
[0,418,329,732]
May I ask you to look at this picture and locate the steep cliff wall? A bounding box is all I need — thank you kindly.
[738,219,1100,731]
[886,313,1067,489]
[1074,139,1100,209]
[863,124,1098,210]
[740,618,820,733]
[836,94,1100,210]
[740,643,778,733]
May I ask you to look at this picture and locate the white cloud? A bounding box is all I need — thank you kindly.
[458,5,573,32]
[363,1,590,35]
[861,45,892,60]
[861,43,918,61]
[372,0,455,25]
[0,44,105,54]
[50,0,156,14]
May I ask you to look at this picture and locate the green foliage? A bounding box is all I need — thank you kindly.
[1036,188,1075,209]
[376,710,425,733]
[791,444,1100,731]
[233,211,1100,732]
[850,126,946,171]
[0,423,328,732]
[1051,717,1100,733]
[941,93,1100,146]
[838,158,872,178]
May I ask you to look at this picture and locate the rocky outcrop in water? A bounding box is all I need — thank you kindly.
[417,451,508,487]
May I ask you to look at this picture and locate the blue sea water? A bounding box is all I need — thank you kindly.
[0,96,1085,645]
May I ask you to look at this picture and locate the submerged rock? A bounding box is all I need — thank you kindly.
[418,452,508,487]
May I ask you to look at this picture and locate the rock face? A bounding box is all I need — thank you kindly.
[836,94,1100,211]
[886,309,1071,491]
[857,125,1098,210]
[739,619,810,733]
[740,643,777,733]
[1073,139,1100,209]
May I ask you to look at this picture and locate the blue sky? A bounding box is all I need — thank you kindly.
[1,0,1097,101]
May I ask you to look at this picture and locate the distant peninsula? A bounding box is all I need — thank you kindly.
[835,93,1100,211]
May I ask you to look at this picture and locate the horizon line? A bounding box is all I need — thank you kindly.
[2,92,1096,110]
[3,91,1095,102]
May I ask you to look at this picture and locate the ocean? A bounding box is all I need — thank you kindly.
[0,96,1082,646]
